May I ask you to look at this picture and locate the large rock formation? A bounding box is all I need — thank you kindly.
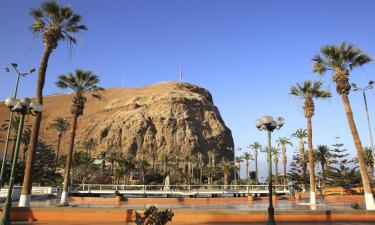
[0,82,234,162]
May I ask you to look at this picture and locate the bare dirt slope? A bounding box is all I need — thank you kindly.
[0,82,234,161]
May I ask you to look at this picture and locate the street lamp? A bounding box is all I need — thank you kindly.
[256,115,285,225]
[351,81,374,155]
[0,63,35,187]
[1,97,42,225]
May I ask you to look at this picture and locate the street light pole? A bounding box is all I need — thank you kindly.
[0,64,35,187]
[352,81,375,155]
[256,116,285,225]
[0,97,42,225]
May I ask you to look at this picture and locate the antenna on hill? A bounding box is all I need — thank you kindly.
[122,74,125,88]
[179,65,182,82]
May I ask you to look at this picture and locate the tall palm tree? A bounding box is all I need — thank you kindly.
[98,149,109,173]
[290,80,331,205]
[314,145,331,188]
[197,152,204,185]
[80,138,97,159]
[235,156,244,181]
[49,117,70,158]
[243,152,253,181]
[56,69,103,206]
[313,42,375,209]
[272,147,280,185]
[20,0,87,207]
[276,137,293,186]
[207,149,217,167]
[364,147,374,185]
[220,158,233,186]
[21,127,32,163]
[249,142,261,184]
[203,165,217,186]
[292,128,308,192]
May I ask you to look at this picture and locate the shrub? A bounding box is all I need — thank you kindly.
[135,206,174,225]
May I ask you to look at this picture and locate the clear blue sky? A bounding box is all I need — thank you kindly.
[1,0,375,179]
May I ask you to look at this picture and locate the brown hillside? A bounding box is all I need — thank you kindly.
[0,82,234,162]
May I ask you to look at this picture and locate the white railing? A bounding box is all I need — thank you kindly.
[69,184,288,193]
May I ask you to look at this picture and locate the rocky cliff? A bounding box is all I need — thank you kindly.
[0,82,234,162]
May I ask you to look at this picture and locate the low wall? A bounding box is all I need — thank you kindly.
[6,208,375,223]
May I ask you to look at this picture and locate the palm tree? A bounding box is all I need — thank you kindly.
[292,129,308,192]
[203,165,217,186]
[98,149,109,173]
[313,42,375,209]
[290,80,331,205]
[272,147,280,185]
[56,69,103,205]
[20,1,87,207]
[235,156,244,182]
[21,127,32,163]
[220,158,233,186]
[49,117,70,158]
[314,145,331,188]
[207,149,217,167]
[243,152,253,181]
[197,152,204,185]
[364,147,374,185]
[80,138,97,159]
[276,137,293,186]
[249,142,261,184]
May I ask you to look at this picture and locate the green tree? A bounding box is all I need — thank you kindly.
[291,129,308,192]
[272,147,280,185]
[249,142,261,184]
[243,152,253,181]
[234,156,243,181]
[314,145,331,187]
[364,147,374,184]
[56,69,103,205]
[220,158,233,186]
[49,117,70,159]
[276,137,293,186]
[21,1,87,207]
[290,80,331,204]
[312,41,375,209]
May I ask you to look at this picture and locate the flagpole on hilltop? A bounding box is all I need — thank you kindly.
[180,66,182,82]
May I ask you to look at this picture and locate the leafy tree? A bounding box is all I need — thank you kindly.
[49,117,70,158]
[219,158,233,186]
[249,142,262,184]
[272,147,280,185]
[243,151,253,181]
[21,1,87,206]
[291,129,308,191]
[32,142,62,186]
[56,69,103,205]
[326,137,360,187]
[276,137,293,186]
[290,80,331,202]
[363,147,374,184]
[313,41,374,208]
[314,145,331,187]
[234,156,243,181]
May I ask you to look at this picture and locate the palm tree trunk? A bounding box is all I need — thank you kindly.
[299,139,307,192]
[282,145,287,187]
[56,134,62,158]
[341,94,375,209]
[255,154,258,184]
[246,161,249,180]
[307,117,316,205]
[275,160,279,185]
[60,114,78,205]
[19,46,52,207]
